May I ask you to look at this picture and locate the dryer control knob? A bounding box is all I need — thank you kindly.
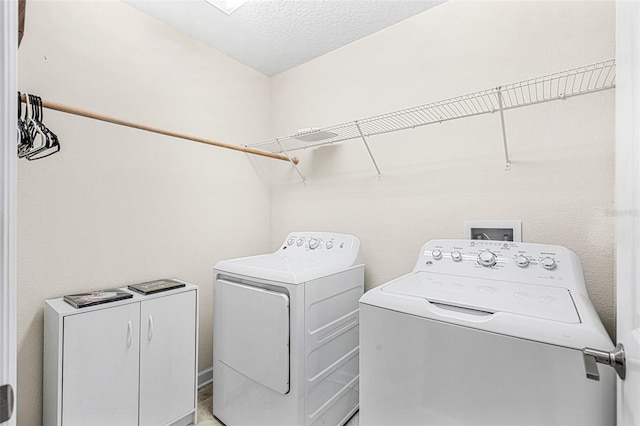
[541,257,557,270]
[478,251,497,267]
[451,251,462,262]
[515,255,530,267]
[309,238,320,249]
[287,238,294,246]
[432,249,443,260]
[326,241,334,249]
[296,238,304,246]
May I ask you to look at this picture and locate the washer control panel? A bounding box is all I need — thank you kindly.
[416,239,582,288]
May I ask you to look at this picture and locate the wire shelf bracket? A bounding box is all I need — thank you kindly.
[275,139,306,184]
[355,121,382,179]
[496,88,511,171]
[248,59,615,177]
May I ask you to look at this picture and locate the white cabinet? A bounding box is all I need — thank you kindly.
[44,282,198,426]
[139,291,197,426]
[61,303,140,426]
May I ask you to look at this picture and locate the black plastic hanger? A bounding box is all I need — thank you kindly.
[16,92,30,153]
[24,95,60,160]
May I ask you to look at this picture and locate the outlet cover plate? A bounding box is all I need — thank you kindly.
[464,220,522,242]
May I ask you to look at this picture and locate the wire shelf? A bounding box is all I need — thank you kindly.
[247,59,616,155]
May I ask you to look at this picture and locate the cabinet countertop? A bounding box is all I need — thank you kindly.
[45,279,198,316]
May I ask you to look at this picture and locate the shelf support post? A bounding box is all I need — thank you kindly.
[276,140,306,184]
[496,87,512,170]
[355,121,382,179]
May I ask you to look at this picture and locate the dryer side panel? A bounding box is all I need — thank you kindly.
[305,267,364,426]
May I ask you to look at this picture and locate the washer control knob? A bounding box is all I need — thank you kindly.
[451,251,463,262]
[541,257,557,270]
[432,249,443,260]
[287,238,294,246]
[477,251,497,267]
[296,238,304,247]
[309,238,320,249]
[326,241,334,249]
[514,255,530,267]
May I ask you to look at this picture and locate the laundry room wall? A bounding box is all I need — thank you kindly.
[269,1,616,336]
[17,1,272,424]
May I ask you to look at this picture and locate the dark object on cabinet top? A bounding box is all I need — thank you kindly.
[128,279,186,295]
[63,289,133,309]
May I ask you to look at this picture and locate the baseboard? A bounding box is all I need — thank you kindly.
[198,367,213,389]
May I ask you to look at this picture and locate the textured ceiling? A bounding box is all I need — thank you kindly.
[124,0,445,76]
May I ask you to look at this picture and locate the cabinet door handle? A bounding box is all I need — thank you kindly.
[148,315,154,341]
[127,320,133,347]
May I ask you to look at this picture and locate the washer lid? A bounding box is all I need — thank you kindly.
[380,271,580,323]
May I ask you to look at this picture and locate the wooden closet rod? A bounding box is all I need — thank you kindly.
[19,94,298,164]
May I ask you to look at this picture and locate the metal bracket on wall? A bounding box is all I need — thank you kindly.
[496,88,512,171]
[276,140,306,184]
[355,121,382,180]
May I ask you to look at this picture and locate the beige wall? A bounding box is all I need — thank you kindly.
[16,0,617,424]
[270,0,616,337]
[17,1,272,424]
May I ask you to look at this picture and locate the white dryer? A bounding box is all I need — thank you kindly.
[359,239,615,426]
[213,232,364,426]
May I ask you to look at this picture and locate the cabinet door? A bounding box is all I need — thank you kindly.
[139,290,196,426]
[62,303,140,426]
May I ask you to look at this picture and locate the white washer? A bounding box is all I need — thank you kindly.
[213,232,364,426]
[359,239,615,426]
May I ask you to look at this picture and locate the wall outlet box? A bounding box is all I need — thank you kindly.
[464,220,522,242]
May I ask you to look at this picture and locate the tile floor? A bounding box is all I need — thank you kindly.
[196,384,221,425]
[196,384,359,425]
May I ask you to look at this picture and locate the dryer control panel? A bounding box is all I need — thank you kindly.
[278,232,364,266]
[414,239,585,290]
